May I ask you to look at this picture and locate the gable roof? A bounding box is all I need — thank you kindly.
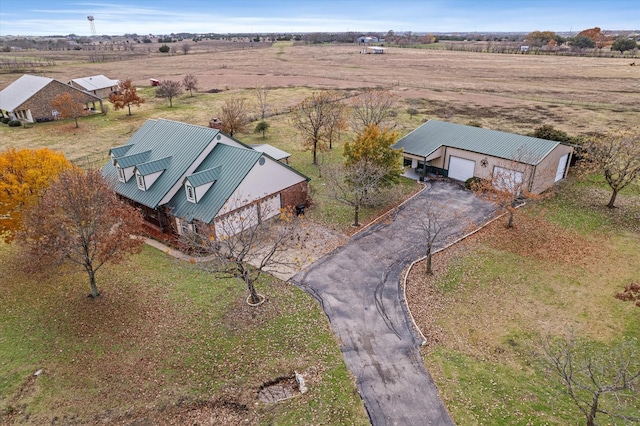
[0,74,54,112]
[392,120,561,165]
[102,119,221,209]
[69,75,119,91]
[168,144,263,223]
[186,166,221,187]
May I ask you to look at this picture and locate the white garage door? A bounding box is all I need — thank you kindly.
[555,153,569,182]
[493,166,524,192]
[260,194,281,221]
[215,204,259,238]
[448,156,476,181]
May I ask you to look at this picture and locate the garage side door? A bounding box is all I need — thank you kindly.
[555,153,569,182]
[448,156,476,181]
[493,166,524,192]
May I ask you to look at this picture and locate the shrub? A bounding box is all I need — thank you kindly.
[159,44,170,53]
[8,120,22,127]
[465,176,484,190]
[1,117,10,124]
[407,107,418,117]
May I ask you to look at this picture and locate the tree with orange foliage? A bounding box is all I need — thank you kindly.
[577,27,611,49]
[0,148,71,243]
[51,92,89,128]
[108,79,145,116]
[18,168,145,298]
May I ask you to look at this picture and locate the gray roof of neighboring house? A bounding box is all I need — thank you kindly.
[102,119,221,209]
[69,75,119,92]
[249,143,291,160]
[0,74,53,111]
[392,119,561,165]
[168,144,262,223]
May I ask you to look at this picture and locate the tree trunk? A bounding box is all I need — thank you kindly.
[88,268,100,298]
[127,103,132,116]
[312,139,318,165]
[74,116,79,128]
[169,98,173,107]
[587,394,599,426]
[508,210,514,228]
[426,246,433,275]
[246,279,260,305]
[607,188,618,209]
[354,203,360,227]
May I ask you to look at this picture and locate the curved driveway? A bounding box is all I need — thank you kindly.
[291,180,496,425]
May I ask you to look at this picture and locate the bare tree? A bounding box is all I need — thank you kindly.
[182,74,198,97]
[583,130,640,208]
[324,160,396,227]
[18,168,145,298]
[349,88,398,132]
[219,97,250,137]
[255,84,270,119]
[412,203,461,275]
[291,91,346,165]
[181,200,304,305]
[181,43,190,55]
[543,335,640,426]
[156,79,183,107]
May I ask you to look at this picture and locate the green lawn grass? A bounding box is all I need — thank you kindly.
[0,244,368,424]
[414,179,640,425]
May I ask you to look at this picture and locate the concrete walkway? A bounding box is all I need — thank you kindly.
[291,180,497,425]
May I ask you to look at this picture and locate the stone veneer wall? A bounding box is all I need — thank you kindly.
[17,80,101,122]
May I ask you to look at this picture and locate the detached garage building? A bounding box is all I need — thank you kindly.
[392,120,574,194]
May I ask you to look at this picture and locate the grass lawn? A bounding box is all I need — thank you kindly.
[406,178,640,425]
[0,244,368,424]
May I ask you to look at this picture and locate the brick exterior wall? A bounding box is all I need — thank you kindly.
[280,180,309,209]
[17,80,102,122]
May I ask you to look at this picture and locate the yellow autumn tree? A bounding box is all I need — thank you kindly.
[0,148,71,242]
[343,124,404,184]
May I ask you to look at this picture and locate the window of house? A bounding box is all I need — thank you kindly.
[136,172,145,190]
[116,165,125,182]
[185,183,196,203]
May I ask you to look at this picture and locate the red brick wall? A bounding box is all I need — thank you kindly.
[280,181,309,208]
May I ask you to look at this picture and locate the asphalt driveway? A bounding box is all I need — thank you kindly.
[291,180,497,425]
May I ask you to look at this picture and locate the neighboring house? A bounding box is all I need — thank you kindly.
[68,74,120,99]
[360,46,386,54]
[0,74,102,123]
[102,119,309,239]
[357,36,379,43]
[392,120,574,194]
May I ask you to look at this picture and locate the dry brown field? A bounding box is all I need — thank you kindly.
[2,41,639,137]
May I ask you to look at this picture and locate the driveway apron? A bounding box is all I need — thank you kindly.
[292,180,497,425]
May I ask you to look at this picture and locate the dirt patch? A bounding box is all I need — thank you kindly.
[258,376,300,403]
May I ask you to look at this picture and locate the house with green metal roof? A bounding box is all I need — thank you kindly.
[392,120,574,194]
[102,119,309,238]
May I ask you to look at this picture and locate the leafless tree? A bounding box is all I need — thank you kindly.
[349,88,398,132]
[582,130,640,208]
[18,168,145,298]
[180,199,305,305]
[291,91,346,165]
[156,79,183,107]
[255,84,270,119]
[543,334,640,426]
[412,203,461,275]
[182,74,198,97]
[181,43,190,55]
[219,97,250,137]
[323,159,397,227]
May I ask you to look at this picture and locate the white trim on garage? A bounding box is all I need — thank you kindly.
[555,153,569,182]
[448,156,475,181]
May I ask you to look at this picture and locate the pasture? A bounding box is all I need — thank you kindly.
[1,42,639,424]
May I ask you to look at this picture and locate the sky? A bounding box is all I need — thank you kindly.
[1,0,638,37]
